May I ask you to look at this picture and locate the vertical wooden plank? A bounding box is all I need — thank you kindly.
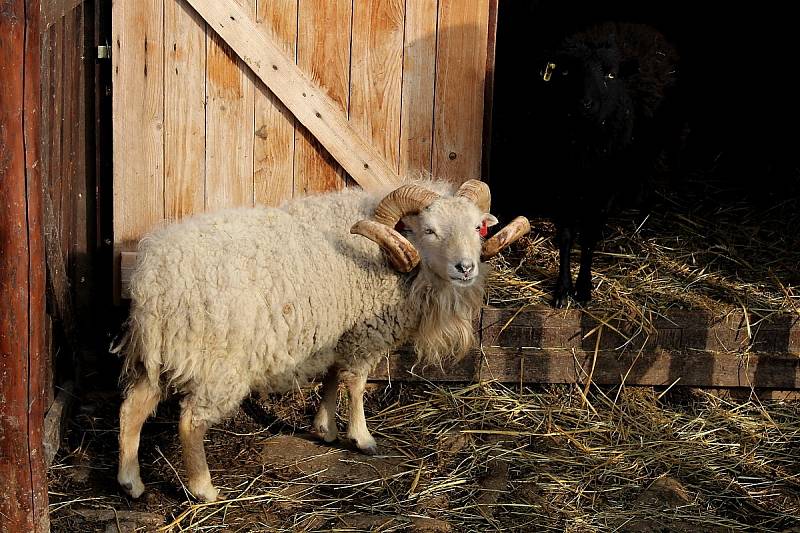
[49,22,64,233]
[24,1,49,529]
[205,0,256,209]
[350,0,404,173]
[0,8,32,518]
[39,28,55,416]
[71,3,93,342]
[400,0,437,177]
[482,0,499,181]
[112,0,165,252]
[253,0,297,207]
[0,0,49,529]
[433,0,489,183]
[62,9,80,269]
[39,30,51,222]
[164,0,206,218]
[294,0,351,195]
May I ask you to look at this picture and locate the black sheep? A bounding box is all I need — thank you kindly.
[531,22,680,307]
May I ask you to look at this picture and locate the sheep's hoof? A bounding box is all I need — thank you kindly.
[118,473,145,499]
[553,282,574,309]
[350,435,378,455]
[358,442,379,456]
[188,479,219,502]
[552,289,573,309]
[313,422,338,443]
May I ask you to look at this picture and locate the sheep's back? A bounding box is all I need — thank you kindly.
[126,201,394,392]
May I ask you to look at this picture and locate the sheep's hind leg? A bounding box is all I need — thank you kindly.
[179,402,218,502]
[118,377,161,498]
[313,366,340,443]
[553,221,576,308]
[343,370,377,455]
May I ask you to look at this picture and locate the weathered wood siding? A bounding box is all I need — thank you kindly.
[113,0,492,259]
[39,0,103,465]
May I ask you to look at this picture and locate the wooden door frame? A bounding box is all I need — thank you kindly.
[0,0,50,531]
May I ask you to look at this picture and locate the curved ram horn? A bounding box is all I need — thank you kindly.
[372,185,440,227]
[455,179,491,213]
[481,216,531,261]
[352,184,440,272]
[350,220,420,273]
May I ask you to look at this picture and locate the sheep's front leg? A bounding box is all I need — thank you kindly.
[553,221,576,308]
[343,370,377,455]
[576,215,604,303]
[312,366,340,443]
[179,403,218,502]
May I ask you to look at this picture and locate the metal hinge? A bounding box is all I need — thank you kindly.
[97,45,111,60]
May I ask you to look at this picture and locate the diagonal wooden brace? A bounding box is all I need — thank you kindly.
[184,0,401,191]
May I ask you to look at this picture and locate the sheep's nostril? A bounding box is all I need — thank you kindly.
[455,262,475,275]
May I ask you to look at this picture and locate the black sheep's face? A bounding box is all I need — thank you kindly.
[546,43,625,126]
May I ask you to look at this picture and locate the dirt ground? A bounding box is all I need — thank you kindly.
[47,379,800,532]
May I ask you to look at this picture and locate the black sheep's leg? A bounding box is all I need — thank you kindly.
[575,216,604,303]
[553,221,576,308]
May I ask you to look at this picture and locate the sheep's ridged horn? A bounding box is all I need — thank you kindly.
[351,220,419,273]
[372,185,440,227]
[351,184,440,272]
[481,216,532,261]
[455,179,491,212]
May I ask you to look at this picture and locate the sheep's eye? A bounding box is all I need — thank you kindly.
[606,72,616,79]
[424,228,436,235]
[475,225,481,232]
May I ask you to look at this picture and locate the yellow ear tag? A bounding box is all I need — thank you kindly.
[543,62,556,82]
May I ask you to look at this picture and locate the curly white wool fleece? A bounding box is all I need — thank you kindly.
[121,179,483,424]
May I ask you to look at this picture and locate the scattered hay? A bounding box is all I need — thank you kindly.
[47,179,800,531]
[49,382,800,532]
[487,177,800,327]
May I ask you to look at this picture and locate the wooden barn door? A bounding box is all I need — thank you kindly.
[112,0,494,296]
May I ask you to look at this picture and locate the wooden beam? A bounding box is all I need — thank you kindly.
[43,381,74,466]
[367,347,800,389]
[183,0,401,192]
[0,0,50,530]
[479,347,800,389]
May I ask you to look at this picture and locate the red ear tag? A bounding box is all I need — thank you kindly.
[480,220,488,237]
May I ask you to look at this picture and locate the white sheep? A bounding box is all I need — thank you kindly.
[115,178,530,502]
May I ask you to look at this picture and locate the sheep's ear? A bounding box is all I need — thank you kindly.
[483,214,499,227]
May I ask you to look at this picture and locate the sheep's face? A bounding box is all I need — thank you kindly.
[401,197,498,286]
[547,39,628,125]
